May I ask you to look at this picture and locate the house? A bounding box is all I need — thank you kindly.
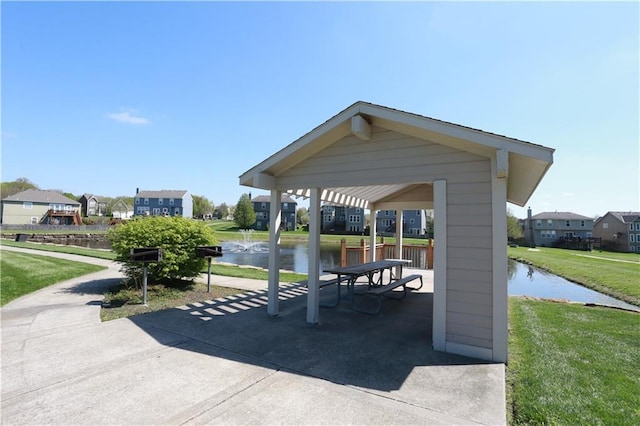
[79,193,107,217]
[321,204,365,233]
[523,210,594,247]
[110,199,134,219]
[240,101,554,362]
[134,189,193,218]
[593,211,640,252]
[376,209,429,236]
[1,189,82,225]
[251,194,297,231]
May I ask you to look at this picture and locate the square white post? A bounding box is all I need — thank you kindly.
[432,180,447,351]
[268,190,282,316]
[395,210,404,276]
[307,188,321,324]
[369,206,377,262]
[492,153,509,362]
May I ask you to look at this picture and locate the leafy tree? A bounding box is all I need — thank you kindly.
[296,207,309,226]
[214,202,230,220]
[108,216,217,285]
[234,193,256,229]
[192,195,214,218]
[507,209,524,240]
[1,177,38,198]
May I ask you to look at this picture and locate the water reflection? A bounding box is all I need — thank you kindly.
[507,259,639,311]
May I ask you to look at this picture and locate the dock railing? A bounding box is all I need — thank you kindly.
[340,238,433,269]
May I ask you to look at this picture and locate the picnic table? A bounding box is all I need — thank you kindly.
[323,259,422,314]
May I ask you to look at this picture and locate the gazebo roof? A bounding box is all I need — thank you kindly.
[240,101,554,208]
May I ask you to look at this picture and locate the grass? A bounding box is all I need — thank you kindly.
[209,263,307,283]
[507,297,640,425]
[1,239,116,260]
[0,250,106,306]
[508,246,640,306]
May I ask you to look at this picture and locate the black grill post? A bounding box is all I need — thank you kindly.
[129,248,163,305]
[195,246,223,292]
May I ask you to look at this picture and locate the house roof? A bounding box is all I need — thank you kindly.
[251,194,297,204]
[2,189,80,205]
[600,211,640,224]
[531,211,594,221]
[240,101,554,208]
[135,190,189,199]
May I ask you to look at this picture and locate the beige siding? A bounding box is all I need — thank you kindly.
[446,169,494,350]
[1,203,49,225]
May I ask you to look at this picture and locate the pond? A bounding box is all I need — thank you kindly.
[219,240,639,311]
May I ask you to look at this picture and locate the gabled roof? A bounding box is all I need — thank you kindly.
[531,211,594,220]
[598,211,640,224]
[2,189,80,205]
[135,190,189,199]
[251,194,296,204]
[240,101,554,208]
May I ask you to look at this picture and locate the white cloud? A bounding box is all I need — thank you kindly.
[107,111,150,125]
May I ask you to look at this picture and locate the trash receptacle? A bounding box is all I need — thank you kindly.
[15,234,29,242]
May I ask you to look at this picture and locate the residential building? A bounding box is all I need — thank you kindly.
[1,189,82,225]
[375,209,429,236]
[110,199,134,219]
[251,194,297,231]
[593,211,640,252]
[321,204,365,233]
[134,189,193,218]
[523,210,594,247]
[79,193,107,217]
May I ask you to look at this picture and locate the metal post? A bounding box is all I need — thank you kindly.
[142,266,148,305]
[207,257,212,292]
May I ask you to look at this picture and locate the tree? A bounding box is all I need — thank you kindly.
[507,209,524,240]
[214,202,230,220]
[296,207,309,227]
[234,193,256,229]
[1,177,38,198]
[192,195,214,218]
[108,216,217,285]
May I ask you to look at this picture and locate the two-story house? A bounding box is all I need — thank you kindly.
[251,194,297,231]
[1,189,82,225]
[110,199,134,219]
[593,211,640,252]
[320,204,365,234]
[375,209,429,236]
[523,210,594,247]
[79,193,107,217]
[134,189,193,218]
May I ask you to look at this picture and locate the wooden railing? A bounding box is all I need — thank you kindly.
[340,238,433,269]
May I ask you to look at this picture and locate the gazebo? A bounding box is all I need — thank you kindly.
[239,101,554,362]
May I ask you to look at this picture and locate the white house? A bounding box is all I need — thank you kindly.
[239,101,554,362]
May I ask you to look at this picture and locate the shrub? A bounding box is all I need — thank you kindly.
[108,216,217,285]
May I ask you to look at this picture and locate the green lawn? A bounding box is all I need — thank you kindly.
[508,246,640,306]
[508,298,640,425]
[1,239,116,260]
[0,250,107,306]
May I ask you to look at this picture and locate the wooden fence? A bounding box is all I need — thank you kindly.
[340,238,433,269]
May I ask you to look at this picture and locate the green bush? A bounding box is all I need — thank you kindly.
[108,216,217,285]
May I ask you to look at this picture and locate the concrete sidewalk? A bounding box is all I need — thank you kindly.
[1,246,506,425]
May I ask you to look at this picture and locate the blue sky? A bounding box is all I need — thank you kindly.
[2,1,638,219]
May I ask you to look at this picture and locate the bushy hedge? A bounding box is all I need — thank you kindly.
[108,216,217,285]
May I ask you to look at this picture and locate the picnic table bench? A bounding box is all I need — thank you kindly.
[352,274,423,315]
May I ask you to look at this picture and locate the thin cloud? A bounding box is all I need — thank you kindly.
[107,111,150,125]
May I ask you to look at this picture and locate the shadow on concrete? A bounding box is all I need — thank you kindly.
[58,277,122,296]
[129,282,490,393]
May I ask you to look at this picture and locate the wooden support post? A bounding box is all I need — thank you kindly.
[340,238,347,267]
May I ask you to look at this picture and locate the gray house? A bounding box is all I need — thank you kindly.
[523,210,594,247]
[240,101,554,362]
[252,194,297,231]
[134,189,193,218]
[593,211,640,252]
[1,189,82,225]
[376,209,429,236]
[321,204,365,233]
[79,193,106,217]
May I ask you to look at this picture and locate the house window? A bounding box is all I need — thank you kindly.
[536,220,542,227]
[631,234,636,243]
[603,223,608,229]
[144,198,149,205]
[416,210,420,216]
[547,220,553,226]
[135,198,139,204]
[23,202,33,209]
[169,198,175,205]
[152,208,160,216]
[158,198,163,205]
[580,220,585,227]
[31,217,38,224]
[349,215,361,223]
[541,230,557,239]
[283,203,288,209]
[636,223,640,231]
[356,208,361,213]
[385,210,390,216]
[410,218,415,224]
[162,208,168,214]
[174,208,180,215]
[261,202,266,210]
[566,220,571,227]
